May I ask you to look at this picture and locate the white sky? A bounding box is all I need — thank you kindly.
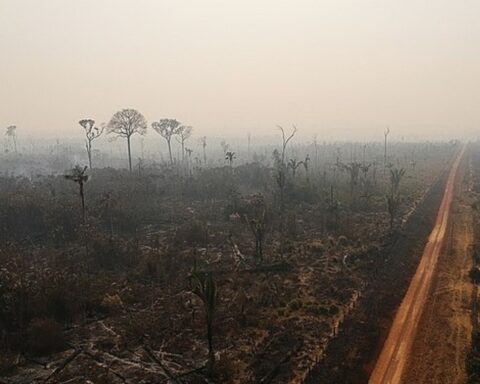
[1,0,479,141]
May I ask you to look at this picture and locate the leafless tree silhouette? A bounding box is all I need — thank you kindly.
[107,109,147,171]
[199,136,207,165]
[79,119,104,169]
[152,119,182,165]
[384,126,390,171]
[64,165,89,224]
[277,125,297,165]
[275,125,297,211]
[176,125,193,162]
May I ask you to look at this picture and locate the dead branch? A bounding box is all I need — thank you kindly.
[101,351,164,375]
[44,348,83,383]
[143,345,182,384]
[82,349,127,383]
[58,377,84,384]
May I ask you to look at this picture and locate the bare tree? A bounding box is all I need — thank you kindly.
[79,119,104,169]
[64,165,91,271]
[176,125,193,162]
[64,165,89,224]
[107,109,147,171]
[275,125,297,211]
[5,125,17,153]
[384,126,390,171]
[199,136,207,165]
[277,125,297,165]
[152,119,182,165]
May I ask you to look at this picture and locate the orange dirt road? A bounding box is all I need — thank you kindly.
[369,147,465,384]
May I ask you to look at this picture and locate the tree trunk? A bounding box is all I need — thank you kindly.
[80,182,86,225]
[127,136,132,172]
[87,142,92,169]
[168,139,173,165]
[79,182,90,278]
[384,135,388,176]
[384,136,387,164]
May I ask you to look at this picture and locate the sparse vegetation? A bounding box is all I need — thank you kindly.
[0,127,459,383]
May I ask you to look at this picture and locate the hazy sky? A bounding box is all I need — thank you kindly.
[1,0,479,141]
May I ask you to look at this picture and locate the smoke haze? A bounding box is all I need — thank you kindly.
[1,0,479,140]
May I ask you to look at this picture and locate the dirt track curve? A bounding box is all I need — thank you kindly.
[369,146,465,384]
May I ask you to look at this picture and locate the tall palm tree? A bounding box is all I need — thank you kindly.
[64,165,89,224]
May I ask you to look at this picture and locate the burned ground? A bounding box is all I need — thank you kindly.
[0,142,458,383]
